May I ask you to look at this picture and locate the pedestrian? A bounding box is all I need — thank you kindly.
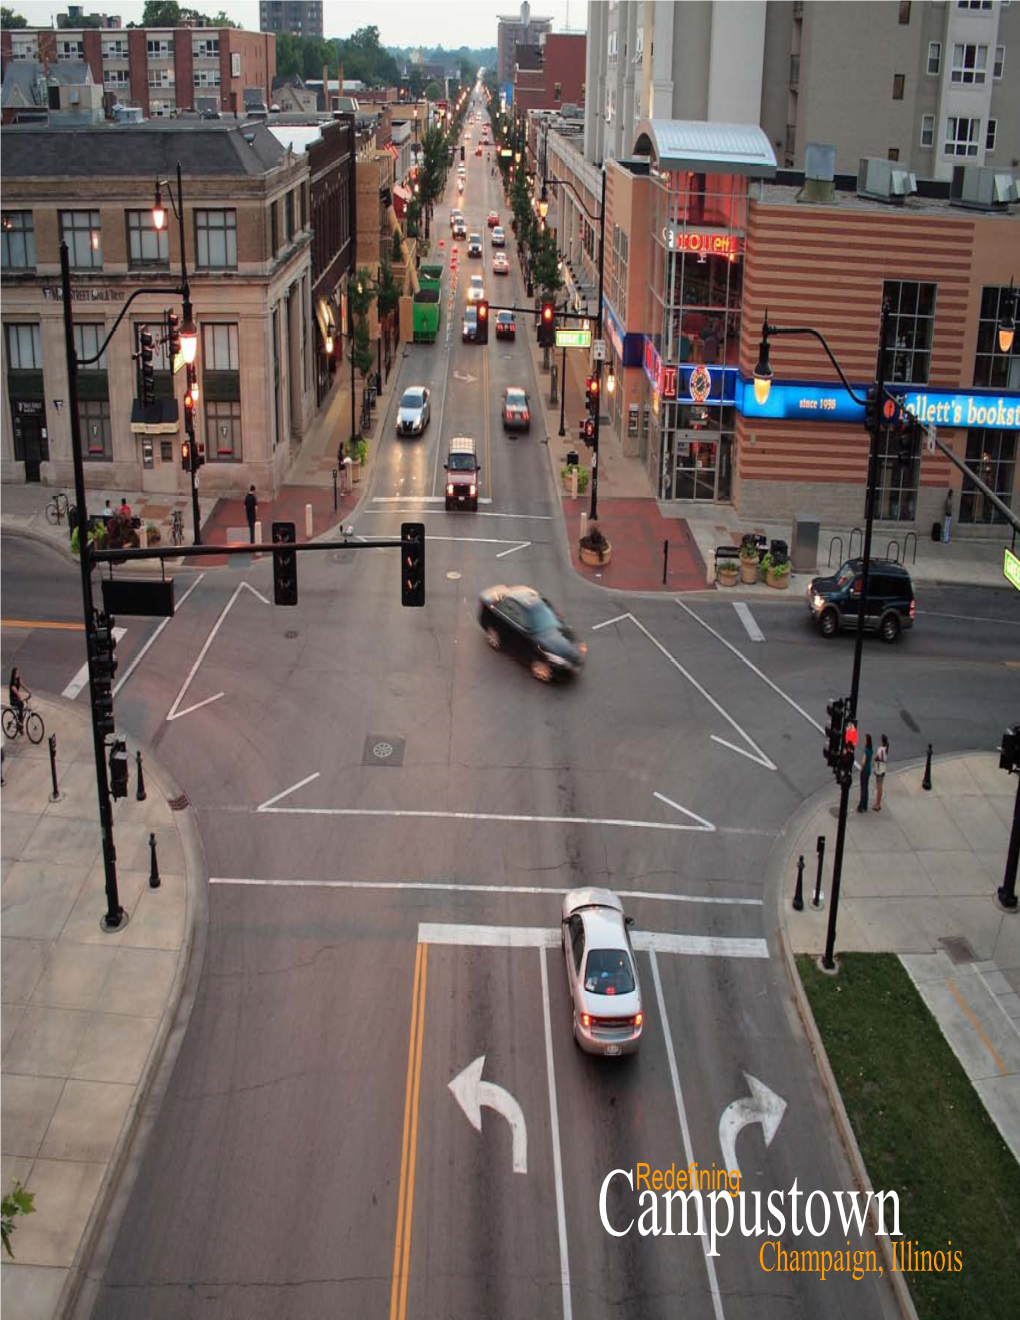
[103,499,114,522]
[244,485,258,544]
[942,488,953,543]
[8,666,30,725]
[874,734,889,810]
[119,498,132,518]
[857,732,874,813]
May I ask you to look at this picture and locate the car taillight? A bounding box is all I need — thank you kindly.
[578,641,588,656]
[581,1013,591,1029]
[634,1012,643,1028]
[469,484,477,497]
[522,410,529,422]
[446,483,454,496]
[910,598,916,618]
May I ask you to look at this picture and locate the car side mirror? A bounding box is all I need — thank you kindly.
[625,915,635,926]
[443,463,449,470]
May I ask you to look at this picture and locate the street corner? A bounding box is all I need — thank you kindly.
[560,496,708,591]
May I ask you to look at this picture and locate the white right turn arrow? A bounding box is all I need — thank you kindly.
[718,1073,787,1179]
[449,1055,528,1174]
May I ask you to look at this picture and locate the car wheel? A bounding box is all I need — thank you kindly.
[880,612,901,643]
[531,657,553,683]
[486,626,501,650]
[820,608,839,638]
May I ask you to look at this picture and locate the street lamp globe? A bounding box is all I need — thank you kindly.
[180,303,198,365]
[753,324,773,405]
[152,184,166,232]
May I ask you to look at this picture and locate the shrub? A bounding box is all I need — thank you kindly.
[580,521,610,563]
[561,464,590,493]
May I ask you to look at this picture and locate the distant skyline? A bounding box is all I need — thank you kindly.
[12,1,585,50]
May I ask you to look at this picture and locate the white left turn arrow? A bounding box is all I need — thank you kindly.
[449,1055,528,1174]
[718,1072,787,1179]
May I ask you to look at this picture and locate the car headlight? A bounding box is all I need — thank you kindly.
[811,593,824,610]
[446,483,454,496]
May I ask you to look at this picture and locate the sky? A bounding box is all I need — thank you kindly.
[14,1,585,51]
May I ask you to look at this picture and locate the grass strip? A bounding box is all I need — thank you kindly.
[797,951,1020,1320]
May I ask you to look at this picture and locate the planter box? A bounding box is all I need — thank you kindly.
[739,558,760,584]
[579,541,612,567]
[717,567,738,588]
[766,568,790,589]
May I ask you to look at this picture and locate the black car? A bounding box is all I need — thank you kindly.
[806,558,915,643]
[495,310,516,339]
[478,585,587,682]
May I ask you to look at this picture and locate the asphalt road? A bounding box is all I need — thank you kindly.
[4,105,1020,1320]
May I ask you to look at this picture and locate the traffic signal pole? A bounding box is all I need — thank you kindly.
[60,241,124,930]
[590,166,607,522]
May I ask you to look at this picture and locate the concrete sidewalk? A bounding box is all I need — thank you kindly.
[777,752,1020,1169]
[1,696,202,1320]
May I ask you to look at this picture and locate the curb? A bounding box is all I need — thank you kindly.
[1,521,78,564]
[49,700,208,1320]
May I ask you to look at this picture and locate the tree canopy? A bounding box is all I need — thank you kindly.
[1,7,28,27]
[132,2,236,26]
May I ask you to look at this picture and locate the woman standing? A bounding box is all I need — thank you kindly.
[857,733,874,813]
[874,734,889,810]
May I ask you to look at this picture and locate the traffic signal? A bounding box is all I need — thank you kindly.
[401,521,425,607]
[90,611,118,738]
[898,414,917,469]
[839,720,859,788]
[109,736,129,800]
[461,144,465,160]
[272,521,298,606]
[824,697,845,771]
[138,325,155,406]
[539,300,555,347]
[581,418,595,447]
[194,442,205,471]
[1000,724,1020,773]
[167,310,181,363]
[477,299,489,344]
[181,438,191,472]
[864,386,878,432]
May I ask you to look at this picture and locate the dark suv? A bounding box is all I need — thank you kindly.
[807,558,915,643]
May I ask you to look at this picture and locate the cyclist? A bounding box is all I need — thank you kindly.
[9,667,30,727]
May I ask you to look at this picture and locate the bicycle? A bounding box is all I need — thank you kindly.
[170,509,185,547]
[45,491,72,526]
[2,699,45,744]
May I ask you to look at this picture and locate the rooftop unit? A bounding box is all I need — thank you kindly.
[949,165,1018,212]
[856,157,917,205]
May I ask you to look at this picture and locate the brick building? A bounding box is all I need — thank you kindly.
[513,33,586,115]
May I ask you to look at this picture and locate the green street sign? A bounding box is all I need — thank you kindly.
[555,329,592,349]
[1005,546,1020,592]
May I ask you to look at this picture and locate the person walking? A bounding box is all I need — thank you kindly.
[874,734,889,810]
[8,666,30,727]
[942,488,953,543]
[244,485,258,544]
[857,732,874,813]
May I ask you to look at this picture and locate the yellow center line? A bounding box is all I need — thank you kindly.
[390,942,428,1320]
[946,977,1008,1075]
[483,325,493,503]
[2,619,85,631]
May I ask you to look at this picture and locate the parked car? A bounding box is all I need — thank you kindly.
[561,889,643,1055]
[806,558,916,642]
[491,226,506,247]
[468,233,483,258]
[478,584,587,682]
[466,274,485,303]
[492,251,509,274]
[495,310,516,339]
[487,210,500,228]
[502,386,531,431]
[395,386,431,437]
[462,305,479,341]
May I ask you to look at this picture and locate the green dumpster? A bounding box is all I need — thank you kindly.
[413,290,440,343]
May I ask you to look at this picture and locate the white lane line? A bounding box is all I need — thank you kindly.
[62,626,126,699]
[592,612,633,631]
[257,772,321,811]
[496,540,531,559]
[675,600,824,734]
[632,931,768,959]
[362,508,552,521]
[540,946,573,1320]
[732,602,765,642]
[112,573,205,697]
[254,800,714,832]
[418,923,767,960]
[209,877,762,905]
[918,609,1020,627]
[652,791,716,832]
[650,950,727,1320]
[166,580,267,722]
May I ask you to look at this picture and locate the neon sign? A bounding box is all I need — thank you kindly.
[662,228,740,256]
[688,365,711,404]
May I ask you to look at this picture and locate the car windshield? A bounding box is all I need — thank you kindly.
[464,308,477,322]
[471,277,483,289]
[498,313,513,324]
[527,599,560,633]
[448,452,476,470]
[506,390,527,407]
[400,390,424,408]
[835,563,858,589]
[584,948,636,996]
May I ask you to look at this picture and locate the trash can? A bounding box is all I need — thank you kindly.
[566,449,579,468]
[790,516,819,573]
[770,538,789,563]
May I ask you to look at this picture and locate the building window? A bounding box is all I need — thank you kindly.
[883,280,937,384]
[300,183,307,231]
[960,431,1015,524]
[892,74,905,99]
[147,37,174,59]
[195,209,237,269]
[790,54,800,84]
[927,41,941,75]
[102,37,128,59]
[74,324,108,369]
[149,68,176,89]
[944,116,980,157]
[149,100,176,118]
[973,285,1020,389]
[986,119,997,152]
[920,114,935,148]
[5,323,42,370]
[1,212,36,270]
[231,52,241,77]
[993,45,1004,78]
[61,210,102,268]
[193,36,220,58]
[271,202,279,256]
[554,81,562,101]
[11,36,38,60]
[57,39,84,61]
[876,429,918,521]
[80,399,112,460]
[888,147,900,160]
[951,43,988,83]
[285,190,295,242]
[957,0,992,8]
[194,68,221,88]
[161,440,173,463]
[206,399,243,461]
[127,210,169,267]
[203,323,239,371]
[899,1,911,22]
[104,69,130,89]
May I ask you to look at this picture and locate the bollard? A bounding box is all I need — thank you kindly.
[48,733,61,802]
[812,835,826,908]
[662,539,669,586]
[135,748,147,801]
[793,855,805,911]
[332,467,339,513]
[922,743,933,791]
[148,831,161,889]
[305,502,314,539]
[1,748,5,786]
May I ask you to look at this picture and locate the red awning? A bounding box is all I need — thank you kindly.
[392,184,412,217]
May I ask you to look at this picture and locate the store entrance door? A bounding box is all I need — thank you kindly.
[14,402,48,482]
[673,433,717,501]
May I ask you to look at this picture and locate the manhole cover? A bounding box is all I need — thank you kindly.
[939,936,977,965]
[447,571,462,581]
[363,734,405,767]
[168,793,189,811]
[285,630,299,639]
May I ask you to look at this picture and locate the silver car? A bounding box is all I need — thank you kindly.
[396,386,431,436]
[561,889,643,1055]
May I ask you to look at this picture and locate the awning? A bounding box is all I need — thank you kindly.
[315,296,339,347]
[392,184,412,218]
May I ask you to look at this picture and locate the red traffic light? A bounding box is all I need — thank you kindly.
[478,300,488,319]
[844,721,859,748]
[541,302,554,324]
[882,397,897,422]
[590,376,599,396]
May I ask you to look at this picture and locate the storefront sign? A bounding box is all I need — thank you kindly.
[42,287,126,302]
[662,228,740,257]
[902,391,1020,430]
[739,381,1020,429]
[740,381,866,424]
[662,365,677,399]
[687,365,710,403]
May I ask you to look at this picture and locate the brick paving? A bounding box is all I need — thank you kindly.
[562,496,707,591]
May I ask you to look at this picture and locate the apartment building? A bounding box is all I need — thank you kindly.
[1,120,314,498]
[513,33,587,114]
[259,1,323,39]
[0,24,276,119]
[497,1,554,90]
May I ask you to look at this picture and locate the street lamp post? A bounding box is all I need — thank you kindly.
[558,289,568,438]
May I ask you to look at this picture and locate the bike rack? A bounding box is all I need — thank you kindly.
[827,534,844,567]
[848,526,863,558]
[903,530,917,565]
[885,538,901,563]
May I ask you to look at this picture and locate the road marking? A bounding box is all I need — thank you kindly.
[946,977,1008,1075]
[651,791,716,831]
[209,877,762,906]
[257,772,320,810]
[363,507,551,521]
[449,1056,528,1173]
[419,923,768,958]
[357,533,528,550]
[717,1074,787,1178]
[732,602,765,642]
[496,540,531,559]
[591,611,775,770]
[651,950,726,1320]
[390,942,428,1320]
[919,609,1020,627]
[166,580,268,722]
[62,627,126,699]
[483,317,492,502]
[540,947,573,1320]
[113,573,205,697]
[675,601,824,734]
[2,618,84,631]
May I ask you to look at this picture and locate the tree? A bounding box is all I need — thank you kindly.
[532,225,563,299]
[141,0,181,23]
[424,81,443,102]
[376,254,401,322]
[2,1179,35,1258]
[1,6,28,26]
[349,267,378,381]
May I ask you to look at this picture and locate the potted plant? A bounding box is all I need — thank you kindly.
[765,551,791,589]
[739,534,760,584]
[350,436,369,482]
[70,521,106,557]
[717,556,739,587]
[561,464,590,494]
[579,520,612,567]
[146,521,161,547]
